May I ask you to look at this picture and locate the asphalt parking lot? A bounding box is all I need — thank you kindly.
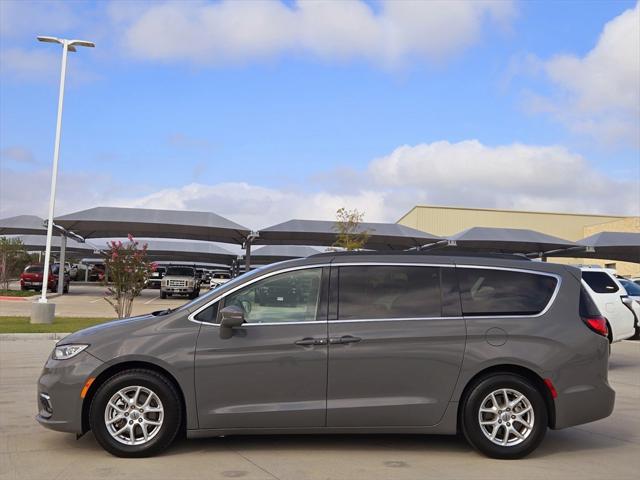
[0,338,638,480]
[0,284,192,318]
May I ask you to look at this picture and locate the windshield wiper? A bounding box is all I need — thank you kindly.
[151,308,174,316]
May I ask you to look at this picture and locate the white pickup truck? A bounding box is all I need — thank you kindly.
[160,266,201,299]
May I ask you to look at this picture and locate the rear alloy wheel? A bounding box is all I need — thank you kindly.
[90,369,182,457]
[461,374,547,459]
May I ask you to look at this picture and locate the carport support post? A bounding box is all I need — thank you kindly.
[245,238,252,271]
[57,234,67,294]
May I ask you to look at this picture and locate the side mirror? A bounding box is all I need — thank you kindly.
[219,305,245,339]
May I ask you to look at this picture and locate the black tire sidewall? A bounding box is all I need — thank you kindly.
[90,370,181,458]
[462,374,548,459]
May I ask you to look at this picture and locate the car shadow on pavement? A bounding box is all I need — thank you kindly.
[46,428,626,460]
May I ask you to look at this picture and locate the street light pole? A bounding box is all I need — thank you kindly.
[36,36,94,306]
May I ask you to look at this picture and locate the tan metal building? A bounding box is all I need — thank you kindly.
[397,205,640,276]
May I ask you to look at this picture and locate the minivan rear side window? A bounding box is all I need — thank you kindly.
[582,271,619,294]
[457,268,558,317]
[338,266,441,320]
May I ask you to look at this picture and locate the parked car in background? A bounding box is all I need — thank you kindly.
[147,266,166,289]
[617,277,640,339]
[20,264,69,293]
[69,264,79,281]
[160,266,200,299]
[37,253,614,459]
[88,264,105,282]
[580,267,635,343]
[209,271,230,289]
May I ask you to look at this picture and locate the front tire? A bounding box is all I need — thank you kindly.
[90,369,182,458]
[461,374,547,459]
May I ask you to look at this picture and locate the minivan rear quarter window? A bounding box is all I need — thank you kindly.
[338,266,441,320]
[582,271,619,293]
[457,268,558,317]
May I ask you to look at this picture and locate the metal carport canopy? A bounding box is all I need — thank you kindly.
[141,239,237,265]
[0,215,62,236]
[438,226,577,255]
[5,234,94,255]
[256,219,441,250]
[544,231,640,263]
[249,245,324,264]
[54,207,250,244]
[88,238,238,265]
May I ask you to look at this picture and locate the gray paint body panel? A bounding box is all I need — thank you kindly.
[36,254,615,440]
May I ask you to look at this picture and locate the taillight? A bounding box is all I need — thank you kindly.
[582,316,608,337]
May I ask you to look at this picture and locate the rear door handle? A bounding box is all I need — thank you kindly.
[329,335,362,345]
[295,337,327,346]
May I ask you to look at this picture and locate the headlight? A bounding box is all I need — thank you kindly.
[52,344,89,360]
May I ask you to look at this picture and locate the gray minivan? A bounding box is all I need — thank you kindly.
[37,253,614,459]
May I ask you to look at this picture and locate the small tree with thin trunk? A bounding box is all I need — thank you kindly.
[103,235,151,319]
[333,207,370,251]
[0,237,31,290]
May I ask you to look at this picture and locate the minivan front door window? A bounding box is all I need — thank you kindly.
[223,268,323,323]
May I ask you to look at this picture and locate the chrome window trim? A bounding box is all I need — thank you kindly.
[189,261,562,325]
[330,316,464,323]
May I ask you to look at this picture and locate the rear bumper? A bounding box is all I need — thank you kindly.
[553,380,615,429]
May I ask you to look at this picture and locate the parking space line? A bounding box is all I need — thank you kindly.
[89,298,103,303]
[144,297,159,305]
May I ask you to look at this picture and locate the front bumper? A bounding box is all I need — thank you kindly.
[36,350,104,434]
[162,287,195,294]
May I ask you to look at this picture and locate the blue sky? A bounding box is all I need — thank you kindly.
[1,0,638,229]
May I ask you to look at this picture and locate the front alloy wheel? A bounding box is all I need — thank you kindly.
[104,386,164,446]
[90,369,182,457]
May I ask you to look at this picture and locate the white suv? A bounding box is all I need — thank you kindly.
[580,267,636,343]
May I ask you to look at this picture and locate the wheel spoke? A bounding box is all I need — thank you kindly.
[106,415,123,425]
[133,386,142,406]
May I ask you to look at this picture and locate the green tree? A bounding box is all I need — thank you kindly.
[0,237,31,290]
[333,207,370,251]
[103,235,152,319]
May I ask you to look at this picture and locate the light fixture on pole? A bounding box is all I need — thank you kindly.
[33,36,94,319]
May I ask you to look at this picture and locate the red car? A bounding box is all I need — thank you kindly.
[20,264,70,293]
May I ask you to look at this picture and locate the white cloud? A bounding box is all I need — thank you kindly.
[0,48,59,79]
[113,0,515,67]
[368,140,639,215]
[527,2,640,146]
[3,140,636,231]
[0,146,37,164]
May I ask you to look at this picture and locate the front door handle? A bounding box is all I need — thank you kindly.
[295,337,327,346]
[329,335,362,345]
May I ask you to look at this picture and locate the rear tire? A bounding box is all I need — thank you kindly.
[89,369,182,458]
[160,291,167,299]
[461,374,547,459]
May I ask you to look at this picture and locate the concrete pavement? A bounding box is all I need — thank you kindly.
[0,284,193,318]
[0,338,638,480]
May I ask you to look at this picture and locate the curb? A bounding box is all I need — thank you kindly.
[0,333,71,341]
[0,296,29,301]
